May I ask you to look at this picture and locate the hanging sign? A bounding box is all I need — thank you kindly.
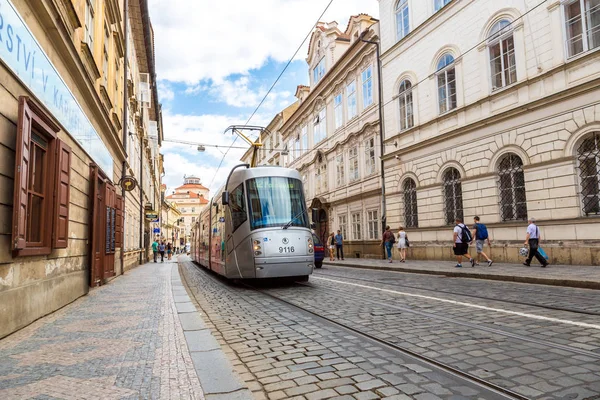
[120,176,138,192]
[145,212,159,220]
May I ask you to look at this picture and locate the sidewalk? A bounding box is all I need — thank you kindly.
[324,258,600,289]
[0,259,250,400]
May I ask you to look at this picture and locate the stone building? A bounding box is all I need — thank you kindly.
[0,0,163,339]
[165,176,209,243]
[378,0,600,264]
[280,15,384,257]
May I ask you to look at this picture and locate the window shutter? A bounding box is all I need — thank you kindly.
[53,140,72,248]
[12,98,33,250]
[115,194,124,248]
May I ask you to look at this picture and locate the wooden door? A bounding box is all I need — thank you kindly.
[89,166,105,287]
[104,182,116,278]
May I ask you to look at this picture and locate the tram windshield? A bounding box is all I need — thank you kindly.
[246,177,308,230]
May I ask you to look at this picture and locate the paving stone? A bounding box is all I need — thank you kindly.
[175,301,197,313]
[305,388,339,400]
[185,330,220,352]
[191,349,246,394]
[285,383,320,397]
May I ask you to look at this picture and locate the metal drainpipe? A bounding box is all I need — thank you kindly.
[139,107,144,265]
[120,0,129,275]
[359,30,387,236]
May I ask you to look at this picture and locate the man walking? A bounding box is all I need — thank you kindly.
[472,216,493,266]
[453,218,475,268]
[334,230,344,260]
[381,226,395,263]
[159,241,166,263]
[524,217,548,267]
[152,239,159,263]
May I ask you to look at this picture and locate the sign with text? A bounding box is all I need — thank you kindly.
[145,212,159,220]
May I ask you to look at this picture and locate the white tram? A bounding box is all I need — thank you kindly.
[190,164,315,280]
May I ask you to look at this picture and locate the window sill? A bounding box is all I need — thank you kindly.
[14,246,52,257]
[490,81,518,96]
[565,46,600,64]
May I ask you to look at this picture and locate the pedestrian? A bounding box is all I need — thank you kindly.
[453,218,475,268]
[523,217,548,267]
[381,226,395,263]
[327,232,335,261]
[471,216,493,266]
[397,226,407,262]
[167,242,172,260]
[159,241,166,262]
[152,239,159,263]
[334,230,344,260]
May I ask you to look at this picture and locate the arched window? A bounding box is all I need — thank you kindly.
[498,153,527,221]
[488,20,516,90]
[396,0,409,41]
[577,132,600,215]
[443,168,464,225]
[436,53,457,114]
[398,80,414,131]
[403,178,418,228]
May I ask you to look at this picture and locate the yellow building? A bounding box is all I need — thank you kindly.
[166,176,210,243]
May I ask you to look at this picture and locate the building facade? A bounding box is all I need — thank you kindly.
[165,176,209,243]
[280,15,384,257]
[0,0,163,339]
[378,0,600,264]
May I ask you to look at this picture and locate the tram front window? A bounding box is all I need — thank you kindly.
[246,177,308,230]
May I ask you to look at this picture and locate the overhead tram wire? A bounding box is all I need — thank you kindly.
[207,0,336,189]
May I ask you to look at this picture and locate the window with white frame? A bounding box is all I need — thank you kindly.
[564,0,600,58]
[488,20,517,90]
[347,81,357,120]
[403,178,419,228]
[398,80,414,130]
[85,0,95,48]
[348,146,359,182]
[434,0,452,12]
[316,162,328,194]
[436,53,457,114]
[577,131,600,215]
[334,93,343,129]
[362,66,373,108]
[336,154,345,187]
[288,139,295,163]
[338,214,348,240]
[302,172,309,198]
[351,212,362,240]
[294,135,300,159]
[313,57,326,84]
[396,0,410,41]
[301,125,308,155]
[367,210,379,240]
[313,108,327,144]
[265,136,271,154]
[365,137,376,176]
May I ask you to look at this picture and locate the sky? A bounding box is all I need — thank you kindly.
[148,0,380,197]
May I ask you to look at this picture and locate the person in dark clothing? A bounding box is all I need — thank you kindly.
[334,230,344,260]
[159,241,166,262]
[381,226,395,263]
[523,217,548,267]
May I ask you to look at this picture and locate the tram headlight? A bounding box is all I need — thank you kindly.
[253,239,262,251]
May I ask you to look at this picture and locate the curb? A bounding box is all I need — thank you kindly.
[323,261,600,290]
[171,265,254,400]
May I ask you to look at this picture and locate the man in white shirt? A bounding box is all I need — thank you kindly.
[453,218,475,268]
[523,217,548,267]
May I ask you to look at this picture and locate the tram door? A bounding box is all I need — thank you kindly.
[89,165,116,287]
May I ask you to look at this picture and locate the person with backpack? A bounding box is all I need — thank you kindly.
[472,216,493,266]
[381,226,396,263]
[453,218,475,268]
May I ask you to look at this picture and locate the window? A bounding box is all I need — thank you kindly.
[12,97,71,255]
[338,214,348,240]
[192,217,196,223]
[351,212,362,240]
[398,80,414,130]
[288,139,295,162]
[84,0,95,48]
[114,59,120,107]
[316,162,328,194]
[498,153,527,221]
[434,0,452,12]
[396,0,410,41]
[403,178,418,228]
[365,137,376,175]
[336,154,345,187]
[367,210,379,240]
[347,81,357,120]
[301,125,308,155]
[230,183,248,231]
[313,108,327,144]
[349,146,360,182]
[294,135,300,159]
[313,57,326,84]
[577,132,600,215]
[102,24,109,87]
[246,177,308,230]
[488,20,517,90]
[362,66,373,108]
[564,0,600,58]
[443,168,464,225]
[192,207,195,213]
[436,53,457,114]
[334,93,343,129]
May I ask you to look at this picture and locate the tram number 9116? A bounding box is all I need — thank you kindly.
[278,246,295,253]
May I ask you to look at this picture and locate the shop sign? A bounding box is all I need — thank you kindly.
[120,176,137,192]
[153,228,160,234]
[0,0,114,176]
[145,212,159,220]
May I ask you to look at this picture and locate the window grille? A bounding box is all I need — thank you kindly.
[443,168,464,225]
[403,178,418,228]
[498,153,528,221]
[578,132,600,215]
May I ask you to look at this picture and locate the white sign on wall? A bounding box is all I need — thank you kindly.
[0,0,114,177]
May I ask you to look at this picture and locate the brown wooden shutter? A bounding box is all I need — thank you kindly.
[115,194,124,248]
[12,98,33,250]
[53,140,72,248]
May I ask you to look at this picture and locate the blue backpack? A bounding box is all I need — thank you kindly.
[475,223,488,240]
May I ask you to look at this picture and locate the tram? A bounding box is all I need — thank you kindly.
[190,164,315,280]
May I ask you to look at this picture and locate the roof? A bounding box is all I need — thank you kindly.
[175,183,209,191]
[166,192,209,204]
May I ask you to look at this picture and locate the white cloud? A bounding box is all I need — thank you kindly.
[149,0,380,84]
[158,82,174,101]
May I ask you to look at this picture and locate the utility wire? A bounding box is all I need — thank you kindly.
[207,0,336,189]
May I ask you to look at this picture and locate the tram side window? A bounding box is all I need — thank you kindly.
[230,184,247,231]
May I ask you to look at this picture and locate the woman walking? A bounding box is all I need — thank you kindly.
[397,227,407,262]
[327,232,335,261]
[167,242,172,260]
